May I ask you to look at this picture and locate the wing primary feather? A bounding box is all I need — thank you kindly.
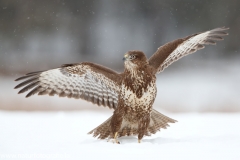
[208,36,223,41]
[202,39,216,45]
[196,44,205,49]
[26,71,44,75]
[26,86,42,97]
[15,62,120,109]
[209,31,228,36]
[15,74,39,81]
[14,77,39,89]
[18,81,40,94]
[148,27,229,73]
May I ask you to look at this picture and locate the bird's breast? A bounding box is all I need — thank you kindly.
[121,81,157,110]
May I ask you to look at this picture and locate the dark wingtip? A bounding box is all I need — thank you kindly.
[25,94,31,98]
[14,77,39,89]
[18,88,28,94]
[18,90,24,94]
[15,75,34,81]
[15,71,43,81]
[25,70,44,75]
[14,84,24,89]
[15,77,23,81]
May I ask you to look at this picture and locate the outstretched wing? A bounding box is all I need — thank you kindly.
[15,62,122,109]
[148,27,229,74]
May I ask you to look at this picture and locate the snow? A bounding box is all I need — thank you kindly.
[1,111,240,160]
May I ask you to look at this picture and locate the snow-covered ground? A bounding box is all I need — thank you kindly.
[1,111,240,160]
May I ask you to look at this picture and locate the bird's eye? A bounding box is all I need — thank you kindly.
[130,55,136,59]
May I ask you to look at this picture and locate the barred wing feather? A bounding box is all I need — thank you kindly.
[15,62,121,109]
[149,27,229,74]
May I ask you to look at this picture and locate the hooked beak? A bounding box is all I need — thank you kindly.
[123,54,129,61]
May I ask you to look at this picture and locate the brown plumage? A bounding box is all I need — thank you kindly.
[14,27,229,143]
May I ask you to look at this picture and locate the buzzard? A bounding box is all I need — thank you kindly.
[15,27,229,143]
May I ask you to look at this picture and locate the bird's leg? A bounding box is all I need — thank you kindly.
[138,114,150,143]
[138,133,144,143]
[107,132,120,144]
[110,106,124,144]
[138,139,141,143]
[114,132,120,144]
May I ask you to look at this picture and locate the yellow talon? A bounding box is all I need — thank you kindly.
[114,132,120,144]
[138,139,141,143]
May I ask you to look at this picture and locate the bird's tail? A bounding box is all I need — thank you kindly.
[88,116,113,139]
[88,109,177,139]
[147,109,177,135]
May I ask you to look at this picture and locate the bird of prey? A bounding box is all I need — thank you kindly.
[15,27,229,143]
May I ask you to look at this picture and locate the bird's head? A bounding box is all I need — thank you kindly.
[123,51,148,70]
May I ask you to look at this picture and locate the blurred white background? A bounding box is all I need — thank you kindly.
[0,0,239,112]
[1,1,240,159]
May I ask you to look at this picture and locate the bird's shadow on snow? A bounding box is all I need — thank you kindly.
[80,136,184,145]
[118,136,181,144]
[143,137,181,144]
